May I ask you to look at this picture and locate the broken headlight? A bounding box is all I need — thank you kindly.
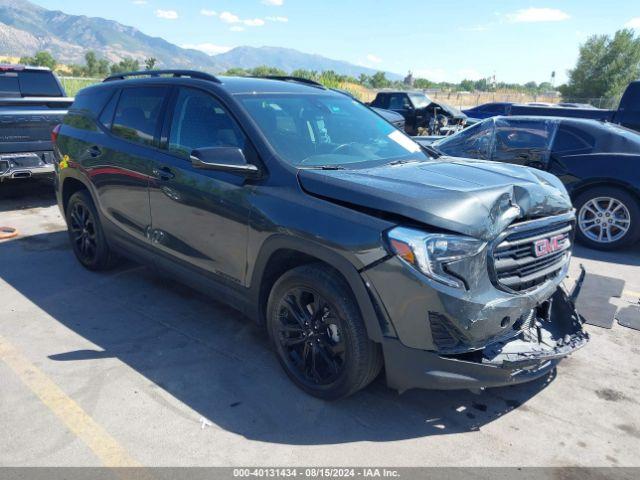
[387,227,486,289]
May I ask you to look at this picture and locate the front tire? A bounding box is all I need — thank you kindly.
[266,264,382,400]
[65,190,118,270]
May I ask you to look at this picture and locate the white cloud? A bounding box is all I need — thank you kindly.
[625,17,640,29]
[200,9,217,17]
[366,54,382,64]
[506,8,570,23]
[230,26,245,32]
[182,43,232,55]
[266,16,288,22]
[243,18,265,27]
[262,0,284,5]
[155,9,178,20]
[219,11,240,23]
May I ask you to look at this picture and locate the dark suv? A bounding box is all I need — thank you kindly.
[54,71,588,399]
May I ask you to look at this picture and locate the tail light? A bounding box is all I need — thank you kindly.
[51,124,61,144]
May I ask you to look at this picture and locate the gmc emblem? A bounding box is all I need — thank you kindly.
[534,234,567,257]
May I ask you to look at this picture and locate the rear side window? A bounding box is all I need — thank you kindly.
[552,125,595,154]
[71,88,115,118]
[112,87,168,146]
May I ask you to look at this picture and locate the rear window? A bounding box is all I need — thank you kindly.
[0,70,63,97]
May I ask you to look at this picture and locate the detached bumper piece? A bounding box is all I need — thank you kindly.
[0,152,55,180]
[382,287,589,392]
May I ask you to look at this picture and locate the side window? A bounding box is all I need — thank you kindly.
[388,94,410,110]
[436,121,494,159]
[112,87,168,146]
[493,119,555,164]
[168,88,245,158]
[552,125,595,155]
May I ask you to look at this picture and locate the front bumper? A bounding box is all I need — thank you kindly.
[0,152,55,180]
[380,287,588,392]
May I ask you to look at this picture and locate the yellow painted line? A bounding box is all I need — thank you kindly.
[623,289,640,298]
[0,334,141,467]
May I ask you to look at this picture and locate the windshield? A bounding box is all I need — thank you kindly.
[240,94,429,168]
[408,93,430,109]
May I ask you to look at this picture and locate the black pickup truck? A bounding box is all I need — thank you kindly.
[0,65,73,182]
[465,81,640,132]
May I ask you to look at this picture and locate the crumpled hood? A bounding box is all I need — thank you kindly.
[298,157,573,241]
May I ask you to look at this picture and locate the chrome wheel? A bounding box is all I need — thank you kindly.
[578,196,631,244]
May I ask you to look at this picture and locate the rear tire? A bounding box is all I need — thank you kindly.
[574,186,640,251]
[65,190,118,270]
[266,264,382,400]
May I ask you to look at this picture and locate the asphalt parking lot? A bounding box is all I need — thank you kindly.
[1,179,639,467]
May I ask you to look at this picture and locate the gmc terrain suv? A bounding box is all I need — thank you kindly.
[54,71,588,399]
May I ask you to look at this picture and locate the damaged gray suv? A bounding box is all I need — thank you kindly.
[54,71,588,399]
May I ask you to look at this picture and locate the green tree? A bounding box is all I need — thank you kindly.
[110,57,140,75]
[369,71,390,89]
[459,79,475,91]
[145,57,157,70]
[560,29,640,100]
[248,65,287,77]
[223,67,248,76]
[524,81,538,91]
[19,51,57,69]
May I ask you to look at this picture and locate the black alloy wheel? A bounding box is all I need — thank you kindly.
[275,287,346,386]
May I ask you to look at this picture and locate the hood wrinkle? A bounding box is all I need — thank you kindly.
[298,157,573,241]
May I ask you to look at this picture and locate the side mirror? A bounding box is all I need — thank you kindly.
[190,147,260,177]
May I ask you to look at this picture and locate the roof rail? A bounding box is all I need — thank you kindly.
[257,76,326,89]
[103,70,221,83]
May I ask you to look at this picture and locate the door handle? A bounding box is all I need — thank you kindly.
[152,166,175,181]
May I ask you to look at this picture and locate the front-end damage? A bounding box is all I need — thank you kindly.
[364,269,589,392]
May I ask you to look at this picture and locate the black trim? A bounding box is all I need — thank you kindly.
[104,70,221,83]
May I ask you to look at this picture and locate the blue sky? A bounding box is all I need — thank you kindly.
[32,0,640,84]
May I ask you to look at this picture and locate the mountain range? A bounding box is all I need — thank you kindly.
[0,0,400,79]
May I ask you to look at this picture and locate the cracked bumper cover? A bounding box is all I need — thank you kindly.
[364,255,588,391]
[380,287,588,391]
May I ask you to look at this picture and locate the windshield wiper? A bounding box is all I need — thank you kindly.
[386,159,418,166]
[302,165,347,170]
[421,144,442,158]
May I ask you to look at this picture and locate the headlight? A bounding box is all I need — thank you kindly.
[386,227,486,289]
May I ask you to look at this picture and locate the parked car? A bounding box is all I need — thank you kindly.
[0,64,73,182]
[462,102,514,119]
[54,70,587,399]
[420,116,640,250]
[466,82,640,131]
[369,90,469,135]
[329,87,405,130]
[371,107,405,130]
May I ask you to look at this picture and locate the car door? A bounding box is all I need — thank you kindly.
[87,85,169,244]
[491,118,556,168]
[148,86,255,285]
[388,94,416,132]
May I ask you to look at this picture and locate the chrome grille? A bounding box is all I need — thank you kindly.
[491,217,573,293]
